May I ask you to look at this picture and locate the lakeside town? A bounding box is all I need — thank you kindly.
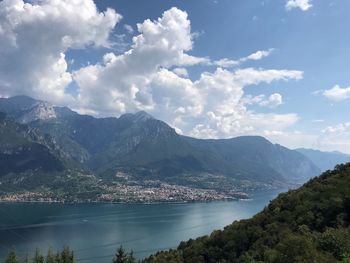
[0,182,249,203]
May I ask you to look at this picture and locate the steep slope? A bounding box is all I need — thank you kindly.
[0,112,64,175]
[144,163,350,263]
[0,95,56,123]
[297,148,350,172]
[0,112,102,199]
[185,136,320,183]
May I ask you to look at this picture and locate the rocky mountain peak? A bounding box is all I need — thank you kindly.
[119,110,154,123]
[18,101,57,124]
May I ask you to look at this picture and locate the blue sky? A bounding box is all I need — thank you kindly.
[1,0,350,153]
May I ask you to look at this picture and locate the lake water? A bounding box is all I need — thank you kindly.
[0,189,285,262]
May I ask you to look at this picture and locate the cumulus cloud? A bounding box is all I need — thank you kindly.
[286,0,312,11]
[152,67,300,138]
[0,3,304,142]
[323,85,350,101]
[244,93,283,108]
[0,0,121,104]
[172,67,189,77]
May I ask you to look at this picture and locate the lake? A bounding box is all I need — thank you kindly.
[0,189,285,262]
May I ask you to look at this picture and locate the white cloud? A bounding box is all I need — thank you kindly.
[286,0,312,11]
[240,49,274,62]
[74,7,200,115]
[213,49,274,68]
[0,4,305,144]
[0,0,121,104]
[73,8,303,139]
[173,67,189,77]
[124,24,134,34]
[323,85,350,101]
[316,122,350,154]
[245,93,283,108]
[213,58,239,68]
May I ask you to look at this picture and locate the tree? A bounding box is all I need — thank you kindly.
[113,246,128,263]
[4,249,19,263]
[61,247,75,263]
[45,247,56,263]
[33,248,44,263]
[112,246,137,263]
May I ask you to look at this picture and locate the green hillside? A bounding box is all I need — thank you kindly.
[144,163,350,263]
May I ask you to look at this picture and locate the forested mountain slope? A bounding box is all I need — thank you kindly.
[144,163,350,263]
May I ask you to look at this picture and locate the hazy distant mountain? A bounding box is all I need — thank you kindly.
[296,148,350,172]
[0,96,321,189]
[185,136,320,184]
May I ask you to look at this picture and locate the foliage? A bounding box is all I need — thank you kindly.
[143,163,350,263]
[4,249,18,263]
[2,247,75,263]
[112,246,137,263]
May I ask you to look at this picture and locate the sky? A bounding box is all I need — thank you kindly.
[1,0,350,153]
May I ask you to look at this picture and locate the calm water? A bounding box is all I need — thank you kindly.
[0,189,285,262]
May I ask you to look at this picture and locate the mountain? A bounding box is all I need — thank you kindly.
[0,96,320,191]
[144,163,350,263]
[0,112,64,176]
[0,111,103,199]
[0,95,56,123]
[296,148,350,172]
[184,136,320,184]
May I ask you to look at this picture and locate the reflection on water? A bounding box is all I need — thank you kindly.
[0,189,285,262]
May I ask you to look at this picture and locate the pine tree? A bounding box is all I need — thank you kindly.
[126,250,137,263]
[54,252,62,263]
[61,247,74,263]
[5,249,19,263]
[32,248,44,263]
[45,248,56,263]
[113,246,128,263]
[112,246,137,263]
[23,254,29,263]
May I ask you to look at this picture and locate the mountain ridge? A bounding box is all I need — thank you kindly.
[296,148,350,172]
[0,95,325,193]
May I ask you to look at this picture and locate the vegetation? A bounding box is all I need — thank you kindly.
[3,247,75,263]
[143,163,350,262]
[112,246,137,263]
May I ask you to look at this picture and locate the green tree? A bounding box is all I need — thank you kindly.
[113,246,128,263]
[4,249,19,263]
[112,246,137,263]
[61,247,75,263]
[33,249,44,263]
[45,248,56,263]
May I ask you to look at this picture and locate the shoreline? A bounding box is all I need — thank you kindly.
[0,195,251,205]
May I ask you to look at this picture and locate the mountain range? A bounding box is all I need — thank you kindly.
[0,95,348,196]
